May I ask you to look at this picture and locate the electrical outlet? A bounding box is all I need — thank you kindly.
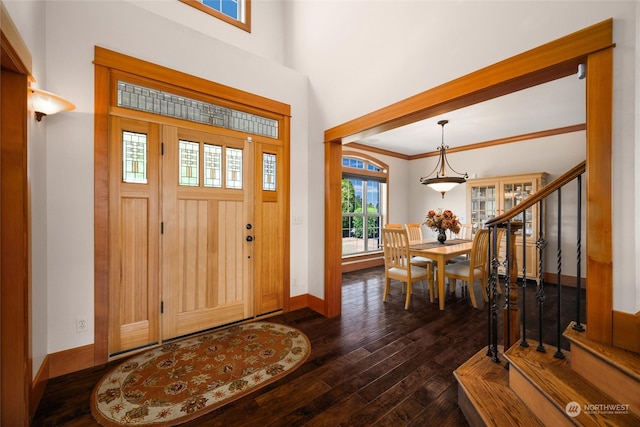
[76,316,88,332]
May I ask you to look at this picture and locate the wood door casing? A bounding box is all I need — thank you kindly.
[108,117,160,355]
[161,126,254,340]
[95,48,292,364]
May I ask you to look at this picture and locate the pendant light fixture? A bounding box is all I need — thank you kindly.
[419,119,468,198]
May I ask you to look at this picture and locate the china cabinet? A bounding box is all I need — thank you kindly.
[466,172,548,280]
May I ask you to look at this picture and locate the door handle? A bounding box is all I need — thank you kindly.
[246,235,254,242]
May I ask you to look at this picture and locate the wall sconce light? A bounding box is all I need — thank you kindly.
[28,88,75,121]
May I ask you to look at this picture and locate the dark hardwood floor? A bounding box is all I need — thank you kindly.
[33,267,583,426]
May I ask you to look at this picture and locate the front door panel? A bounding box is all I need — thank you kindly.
[162,126,254,340]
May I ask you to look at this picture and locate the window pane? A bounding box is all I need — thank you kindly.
[366,181,380,213]
[179,140,199,186]
[341,156,388,257]
[351,179,364,212]
[204,0,239,20]
[343,158,364,169]
[366,216,382,251]
[226,147,242,189]
[122,131,147,183]
[204,144,222,188]
[263,153,276,191]
[221,0,238,19]
[341,179,356,214]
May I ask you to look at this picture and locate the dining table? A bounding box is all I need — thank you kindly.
[409,238,473,310]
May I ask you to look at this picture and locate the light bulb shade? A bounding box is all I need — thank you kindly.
[425,180,463,193]
[421,176,466,193]
[29,88,75,120]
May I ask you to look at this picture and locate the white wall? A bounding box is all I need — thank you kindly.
[131,0,286,64]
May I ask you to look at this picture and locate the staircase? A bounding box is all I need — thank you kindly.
[454,322,640,426]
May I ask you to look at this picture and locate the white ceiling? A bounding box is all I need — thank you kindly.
[354,74,586,157]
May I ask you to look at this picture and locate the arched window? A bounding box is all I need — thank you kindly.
[341,152,388,257]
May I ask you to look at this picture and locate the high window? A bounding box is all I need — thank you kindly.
[180,0,251,32]
[341,153,388,256]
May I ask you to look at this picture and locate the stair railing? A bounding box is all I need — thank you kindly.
[484,161,586,365]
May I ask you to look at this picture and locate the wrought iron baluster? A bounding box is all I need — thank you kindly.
[490,225,500,363]
[555,188,565,359]
[486,225,493,357]
[520,215,529,347]
[503,220,512,364]
[573,174,585,332]
[536,199,547,353]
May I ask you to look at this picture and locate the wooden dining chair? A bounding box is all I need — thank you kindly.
[405,223,437,301]
[458,223,473,240]
[381,227,435,309]
[448,223,475,264]
[443,228,491,308]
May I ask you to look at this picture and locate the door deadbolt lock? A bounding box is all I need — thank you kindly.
[246,224,252,230]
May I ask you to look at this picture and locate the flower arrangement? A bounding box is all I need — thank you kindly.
[424,209,461,234]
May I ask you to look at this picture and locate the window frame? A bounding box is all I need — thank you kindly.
[180,0,251,33]
[341,151,389,258]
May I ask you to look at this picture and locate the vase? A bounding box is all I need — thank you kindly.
[437,229,447,244]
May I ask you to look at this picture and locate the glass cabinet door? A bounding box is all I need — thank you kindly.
[501,180,535,237]
[470,184,496,234]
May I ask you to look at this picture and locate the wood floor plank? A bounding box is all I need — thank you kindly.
[32,267,584,427]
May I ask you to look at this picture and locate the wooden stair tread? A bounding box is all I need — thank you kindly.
[564,322,640,381]
[505,344,640,427]
[454,346,545,427]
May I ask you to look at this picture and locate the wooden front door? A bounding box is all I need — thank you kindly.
[108,120,255,355]
[161,126,254,340]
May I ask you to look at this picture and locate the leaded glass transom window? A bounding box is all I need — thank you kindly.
[204,144,222,188]
[263,153,276,191]
[226,148,243,189]
[122,131,147,183]
[179,140,200,186]
[117,81,276,138]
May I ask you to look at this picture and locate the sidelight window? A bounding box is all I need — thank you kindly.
[122,131,147,184]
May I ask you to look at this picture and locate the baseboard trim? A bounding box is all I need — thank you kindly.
[612,310,640,353]
[342,255,384,273]
[30,355,50,419]
[290,293,325,316]
[542,272,586,288]
[48,343,95,378]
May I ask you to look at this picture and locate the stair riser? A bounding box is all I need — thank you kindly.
[457,383,487,427]
[570,344,640,418]
[509,366,575,427]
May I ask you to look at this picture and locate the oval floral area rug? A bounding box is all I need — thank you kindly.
[91,321,310,426]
